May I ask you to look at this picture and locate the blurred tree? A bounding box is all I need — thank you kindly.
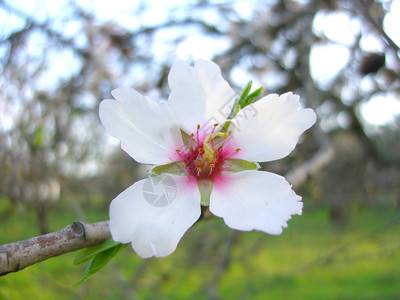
[0,0,399,236]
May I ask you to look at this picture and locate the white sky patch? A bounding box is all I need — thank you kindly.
[0,6,25,36]
[313,10,361,46]
[361,94,400,126]
[2,0,400,128]
[311,1,400,126]
[176,35,231,61]
[232,0,257,20]
[359,29,386,52]
[3,0,70,23]
[384,0,400,47]
[310,43,350,89]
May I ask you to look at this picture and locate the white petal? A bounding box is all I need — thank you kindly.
[168,60,236,134]
[109,174,201,258]
[99,87,180,165]
[210,170,302,235]
[229,92,316,162]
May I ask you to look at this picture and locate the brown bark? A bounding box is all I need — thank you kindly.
[0,221,110,276]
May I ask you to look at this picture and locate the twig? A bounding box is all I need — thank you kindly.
[285,127,334,189]
[207,231,240,300]
[352,0,400,54]
[284,3,334,188]
[0,221,110,276]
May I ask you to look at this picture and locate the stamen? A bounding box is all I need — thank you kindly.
[175,148,185,159]
[208,164,214,176]
[211,123,219,133]
[196,124,200,142]
[236,148,241,153]
[177,124,233,179]
[202,132,228,163]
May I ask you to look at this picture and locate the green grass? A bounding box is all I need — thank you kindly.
[1,199,400,299]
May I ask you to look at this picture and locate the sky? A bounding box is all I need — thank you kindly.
[1,0,400,126]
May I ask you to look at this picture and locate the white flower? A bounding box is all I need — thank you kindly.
[99,60,316,258]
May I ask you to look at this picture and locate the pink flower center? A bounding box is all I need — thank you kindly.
[175,124,240,179]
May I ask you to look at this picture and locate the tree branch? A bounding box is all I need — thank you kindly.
[0,221,110,276]
[285,127,334,189]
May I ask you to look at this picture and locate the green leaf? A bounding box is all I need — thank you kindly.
[228,81,263,119]
[150,161,186,176]
[220,120,232,133]
[238,80,253,104]
[229,81,253,119]
[240,86,264,108]
[73,238,121,265]
[74,243,126,286]
[197,180,213,206]
[223,159,260,173]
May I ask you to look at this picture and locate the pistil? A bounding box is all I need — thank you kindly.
[176,126,234,179]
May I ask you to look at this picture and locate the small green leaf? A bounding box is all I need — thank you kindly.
[238,80,253,103]
[220,120,232,133]
[229,81,253,119]
[240,86,264,108]
[150,161,186,176]
[74,243,126,286]
[223,159,260,173]
[197,180,213,206]
[74,238,121,265]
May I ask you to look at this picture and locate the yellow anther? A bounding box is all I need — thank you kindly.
[213,123,218,127]
[197,124,200,130]
[176,149,180,153]
[236,148,241,152]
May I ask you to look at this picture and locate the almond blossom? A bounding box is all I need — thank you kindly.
[99,60,316,258]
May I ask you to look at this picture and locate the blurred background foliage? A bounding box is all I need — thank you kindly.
[0,0,399,298]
